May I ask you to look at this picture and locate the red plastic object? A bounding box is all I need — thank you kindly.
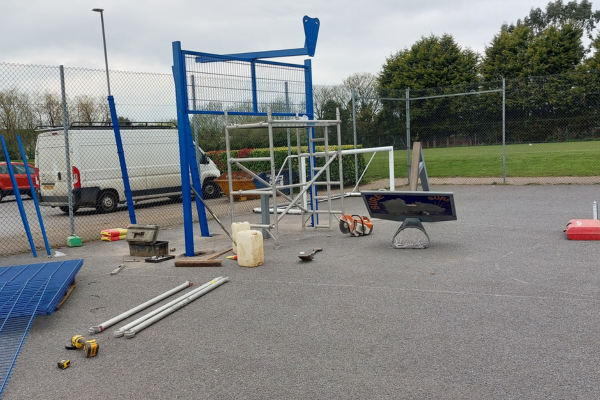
[565,219,600,240]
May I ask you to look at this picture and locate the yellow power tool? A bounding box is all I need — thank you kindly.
[65,334,99,358]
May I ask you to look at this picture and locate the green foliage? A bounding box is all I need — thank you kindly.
[523,0,600,39]
[378,34,479,92]
[481,24,536,80]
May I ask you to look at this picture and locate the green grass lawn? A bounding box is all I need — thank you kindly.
[361,141,600,180]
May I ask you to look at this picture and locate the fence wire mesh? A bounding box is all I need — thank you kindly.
[186,53,308,115]
[354,72,600,188]
[2,62,599,256]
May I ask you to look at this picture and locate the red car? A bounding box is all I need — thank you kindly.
[0,162,40,202]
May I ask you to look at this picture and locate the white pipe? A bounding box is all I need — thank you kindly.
[113,277,223,337]
[298,146,395,191]
[89,281,192,333]
[124,277,229,338]
[297,145,394,157]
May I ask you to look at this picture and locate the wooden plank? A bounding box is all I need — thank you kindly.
[409,141,422,191]
[174,259,223,267]
[56,279,76,310]
[204,247,233,261]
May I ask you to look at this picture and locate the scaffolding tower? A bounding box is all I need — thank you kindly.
[224,107,345,246]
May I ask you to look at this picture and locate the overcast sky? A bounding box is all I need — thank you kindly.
[1,0,564,85]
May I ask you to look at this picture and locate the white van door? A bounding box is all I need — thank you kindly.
[36,132,70,207]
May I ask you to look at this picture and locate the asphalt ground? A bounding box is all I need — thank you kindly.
[1,184,600,399]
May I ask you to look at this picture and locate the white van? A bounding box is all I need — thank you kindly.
[35,127,222,213]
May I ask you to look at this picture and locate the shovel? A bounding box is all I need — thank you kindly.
[298,248,322,261]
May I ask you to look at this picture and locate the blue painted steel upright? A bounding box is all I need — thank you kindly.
[0,135,36,257]
[173,41,199,257]
[16,136,51,256]
[107,96,136,224]
[184,117,209,236]
[304,59,318,226]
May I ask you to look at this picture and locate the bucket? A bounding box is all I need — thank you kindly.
[237,230,264,267]
[231,221,250,254]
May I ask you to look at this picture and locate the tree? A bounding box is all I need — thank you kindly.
[524,0,600,40]
[530,24,585,76]
[378,33,479,92]
[481,24,535,80]
[34,92,63,127]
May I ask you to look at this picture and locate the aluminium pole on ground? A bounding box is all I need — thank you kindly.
[124,277,229,338]
[89,281,193,333]
[114,277,223,337]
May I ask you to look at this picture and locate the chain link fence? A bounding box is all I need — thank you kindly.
[353,72,600,187]
[0,63,317,256]
[3,62,599,256]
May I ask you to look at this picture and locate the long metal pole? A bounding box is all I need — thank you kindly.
[16,135,51,256]
[59,66,74,236]
[114,277,223,337]
[89,281,193,333]
[0,135,36,257]
[124,277,229,338]
[98,11,111,96]
[406,88,411,183]
[502,78,506,184]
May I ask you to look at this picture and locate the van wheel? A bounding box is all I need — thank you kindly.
[202,180,221,199]
[96,191,118,213]
[59,206,79,214]
[0,190,3,202]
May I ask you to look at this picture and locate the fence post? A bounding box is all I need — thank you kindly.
[352,89,358,185]
[60,65,75,237]
[502,78,506,184]
[406,88,411,183]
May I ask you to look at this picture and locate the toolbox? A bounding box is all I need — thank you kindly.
[565,219,600,240]
[125,224,160,244]
[128,240,169,257]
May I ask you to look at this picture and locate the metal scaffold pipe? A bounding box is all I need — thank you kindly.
[124,277,229,338]
[113,277,223,337]
[89,281,193,333]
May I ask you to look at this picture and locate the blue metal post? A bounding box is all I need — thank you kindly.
[251,61,258,113]
[304,59,317,226]
[107,95,136,224]
[173,41,195,256]
[184,117,210,237]
[16,135,51,256]
[0,135,37,257]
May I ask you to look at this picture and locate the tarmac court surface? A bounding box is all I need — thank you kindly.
[2,185,599,399]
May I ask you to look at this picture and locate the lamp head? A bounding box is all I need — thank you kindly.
[92,8,104,12]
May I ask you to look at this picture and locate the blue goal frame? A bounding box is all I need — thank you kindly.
[173,16,319,256]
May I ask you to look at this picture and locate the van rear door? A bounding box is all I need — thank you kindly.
[37,132,69,204]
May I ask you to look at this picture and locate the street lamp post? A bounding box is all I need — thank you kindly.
[92,8,137,224]
[92,8,111,96]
